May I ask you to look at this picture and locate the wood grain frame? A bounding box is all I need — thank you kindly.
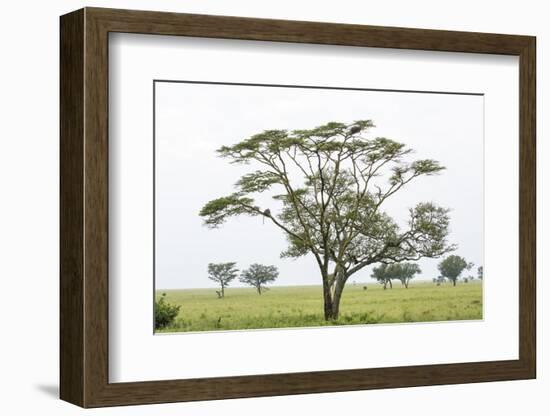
[60,7,536,408]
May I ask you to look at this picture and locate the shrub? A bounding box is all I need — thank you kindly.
[155,294,181,330]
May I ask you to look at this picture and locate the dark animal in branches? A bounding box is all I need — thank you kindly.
[262,208,271,224]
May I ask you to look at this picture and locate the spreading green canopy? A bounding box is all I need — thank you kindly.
[240,263,279,294]
[207,262,238,298]
[201,121,453,269]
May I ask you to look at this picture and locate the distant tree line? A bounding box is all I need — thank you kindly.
[208,255,481,298]
[371,255,482,289]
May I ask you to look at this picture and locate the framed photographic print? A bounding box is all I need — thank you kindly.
[60,7,536,408]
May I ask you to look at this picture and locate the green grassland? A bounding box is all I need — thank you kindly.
[156,280,483,333]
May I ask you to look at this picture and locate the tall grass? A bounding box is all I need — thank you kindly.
[155,280,482,333]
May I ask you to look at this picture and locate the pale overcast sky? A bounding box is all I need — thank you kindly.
[154,81,483,289]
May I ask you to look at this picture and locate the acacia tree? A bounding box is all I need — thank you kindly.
[395,263,421,288]
[371,262,421,289]
[437,255,472,286]
[200,120,455,320]
[240,263,279,295]
[207,262,238,298]
[371,263,394,290]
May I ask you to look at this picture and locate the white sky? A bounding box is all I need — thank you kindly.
[155,81,483,289]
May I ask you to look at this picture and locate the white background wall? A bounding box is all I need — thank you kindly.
[0,0,545,414]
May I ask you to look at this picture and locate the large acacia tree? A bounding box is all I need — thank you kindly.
[200,120,455,320]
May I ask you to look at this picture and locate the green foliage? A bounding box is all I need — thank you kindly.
[396,263,421,287]
[438,255,472,286]
[236,171,280,193]
[207,262,238,298]
[371,263,394,288]
[239,263,279,294]
[199,195,257,228]
[371,262,421,288]
[154,293,181,330]
[156,281,483,333]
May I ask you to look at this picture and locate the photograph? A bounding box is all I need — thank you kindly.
[153,80,484,333]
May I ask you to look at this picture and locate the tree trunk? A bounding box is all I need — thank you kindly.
[404,279,409,289]
[221,283,225,298]
[257,285,262,295]
[331,277,346,320]
[452,279,457,287]
[322,270,347,321]
[322,277,334,320]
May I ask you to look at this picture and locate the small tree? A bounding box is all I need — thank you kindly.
[371,264,393,290]
[207,262,238,298]
[155,293,181,330]
[438,255,471,286]
[477,266,483,280]
[240,263,279,294]
[371,262,420,289]
[395,263,421,288]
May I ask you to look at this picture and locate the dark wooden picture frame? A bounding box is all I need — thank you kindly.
[60,7,536,408]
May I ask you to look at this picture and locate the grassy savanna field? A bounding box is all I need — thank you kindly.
[156,280,482,333]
